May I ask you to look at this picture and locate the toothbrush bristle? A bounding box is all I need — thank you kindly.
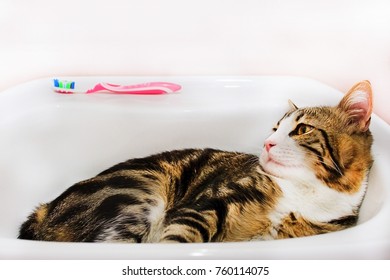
[53,79,75,93]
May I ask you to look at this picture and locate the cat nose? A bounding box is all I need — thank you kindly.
[264,140,276,152]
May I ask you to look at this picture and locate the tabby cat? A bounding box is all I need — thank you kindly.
[19,81,374,243]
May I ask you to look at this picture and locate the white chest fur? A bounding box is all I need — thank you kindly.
[264,175,368,239]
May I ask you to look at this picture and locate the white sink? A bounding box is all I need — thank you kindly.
[0,76,389,259]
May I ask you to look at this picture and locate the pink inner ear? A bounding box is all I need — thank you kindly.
[339,81,373,131]
[349,100,369,118]
[346,99,372,130]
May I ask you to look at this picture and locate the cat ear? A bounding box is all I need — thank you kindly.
[338,80,373,132]
[288,99,299,111]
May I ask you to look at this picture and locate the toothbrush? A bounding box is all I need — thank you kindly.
[53,79,182,94]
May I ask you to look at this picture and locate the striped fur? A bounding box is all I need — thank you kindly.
[19,81,374,243]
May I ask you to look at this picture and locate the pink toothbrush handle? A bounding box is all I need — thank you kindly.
[85,82,181,94]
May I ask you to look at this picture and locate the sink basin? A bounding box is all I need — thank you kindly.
[1,76,389,259]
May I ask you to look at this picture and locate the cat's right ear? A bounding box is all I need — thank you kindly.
[338,80,373,132]
[288,99,299,111]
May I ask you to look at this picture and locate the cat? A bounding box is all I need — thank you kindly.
[18,81,374,243]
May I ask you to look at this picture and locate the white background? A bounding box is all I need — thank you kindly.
[0,260,389,279]
[1,0,389,123]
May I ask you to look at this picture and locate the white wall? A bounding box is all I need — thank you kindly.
[1,0,389,123]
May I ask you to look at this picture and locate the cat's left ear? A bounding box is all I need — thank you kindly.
[338,80,373,132]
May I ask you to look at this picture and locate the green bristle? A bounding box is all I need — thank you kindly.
[54,79,75,90]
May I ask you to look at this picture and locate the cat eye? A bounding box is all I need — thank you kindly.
[291,123,314,136]
[272,121,281,132]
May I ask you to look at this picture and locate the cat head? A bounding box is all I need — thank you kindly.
[260,81,373,194]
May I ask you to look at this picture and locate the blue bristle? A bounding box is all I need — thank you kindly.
[53,79,75,90]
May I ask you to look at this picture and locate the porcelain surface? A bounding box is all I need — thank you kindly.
[0,76,389,259]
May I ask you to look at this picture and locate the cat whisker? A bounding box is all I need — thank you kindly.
[305,157,358,188]
[303,153,343,177]
[329,157,344,176]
